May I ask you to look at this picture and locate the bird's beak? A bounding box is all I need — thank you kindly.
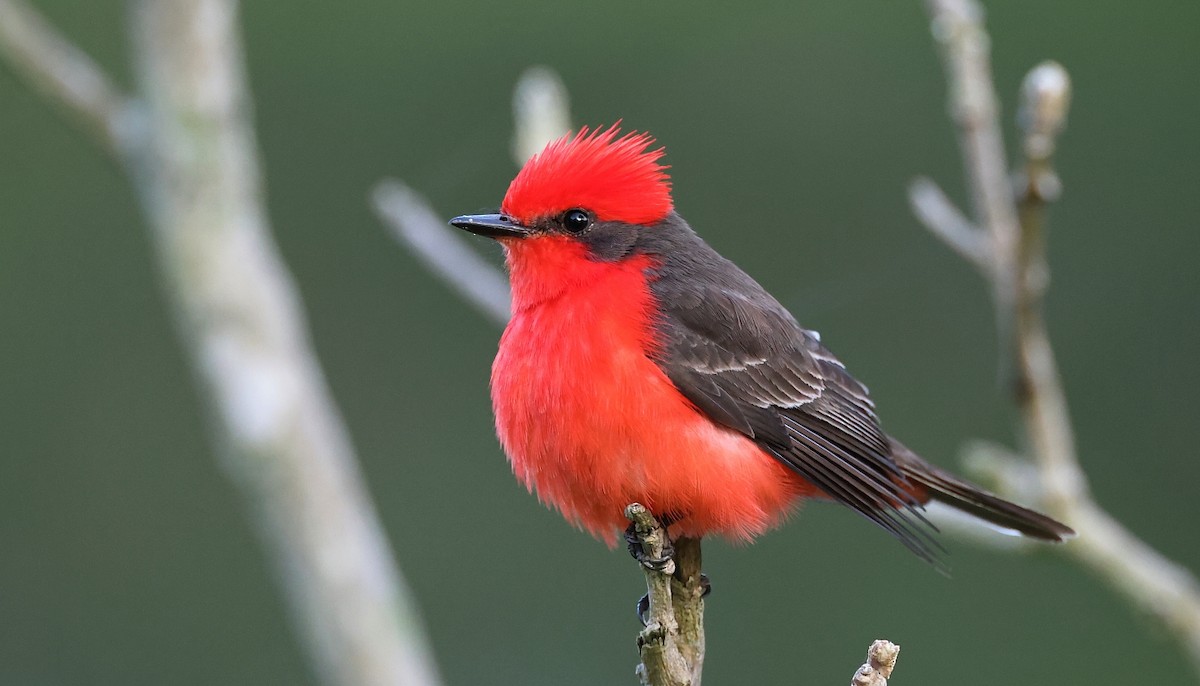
[449,213,529,239]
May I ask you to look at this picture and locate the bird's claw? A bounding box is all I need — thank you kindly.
[636,593,650,626]
[624,521,676,572]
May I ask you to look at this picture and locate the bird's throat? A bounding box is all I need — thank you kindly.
[502,236,650,313]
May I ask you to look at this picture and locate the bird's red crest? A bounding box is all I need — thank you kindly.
[502,124,673,226]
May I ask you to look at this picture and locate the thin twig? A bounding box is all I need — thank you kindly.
[512,65,571,166]
[1,2,444,684]
[0,0,138,156]
[372,179,512,324]
[922,0,1021,355]
[908,177,990,270]
[373,66,573,327]
[915,2,1200,673]
[850,640,900,686]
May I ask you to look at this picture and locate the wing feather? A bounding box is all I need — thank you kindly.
[655,283,941,561]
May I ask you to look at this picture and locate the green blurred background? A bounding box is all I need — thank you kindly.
[2,0,1198,683]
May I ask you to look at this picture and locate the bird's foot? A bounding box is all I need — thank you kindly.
[699,572,712,598]
[624,520,675,573]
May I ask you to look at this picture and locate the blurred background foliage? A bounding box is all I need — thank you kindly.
[1,0,1197,684]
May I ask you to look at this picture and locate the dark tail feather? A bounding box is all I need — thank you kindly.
[888,438,1075,542]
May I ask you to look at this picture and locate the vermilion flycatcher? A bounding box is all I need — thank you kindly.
[451,125,1072,564]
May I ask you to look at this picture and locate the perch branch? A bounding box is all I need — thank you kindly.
[915,0,1200,672]
[0,0,138,156]
[850,640,900,686]
[1,2,444,684]
[626,504,695,686]
[669,537,706,685]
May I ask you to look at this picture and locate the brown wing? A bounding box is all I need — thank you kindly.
[654,283,943,563]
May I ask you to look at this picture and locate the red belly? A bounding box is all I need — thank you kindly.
[490,251,812,543]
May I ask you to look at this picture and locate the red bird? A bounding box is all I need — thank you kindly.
[451,125,1072,564]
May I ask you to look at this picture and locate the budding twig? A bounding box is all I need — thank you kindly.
[850,640,900,686]
[1010,61,1200,673]
[914,0,1200,674]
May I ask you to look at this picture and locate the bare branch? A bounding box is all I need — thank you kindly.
[0,0,138,155]
[1068,503,1200,668]
[512,65,571,166]
[373,179,511,324]
[121,2,442,684]
[2,1,445,683]
[916,4,1200,673]
[907,177,991,270]
[850,640,900,686]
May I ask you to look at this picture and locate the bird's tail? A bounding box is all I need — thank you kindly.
[888,438,1075,542]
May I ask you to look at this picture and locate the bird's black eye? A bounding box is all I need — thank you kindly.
[562,209,592,233]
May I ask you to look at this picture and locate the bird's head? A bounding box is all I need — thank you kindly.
[451,125,675,305]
